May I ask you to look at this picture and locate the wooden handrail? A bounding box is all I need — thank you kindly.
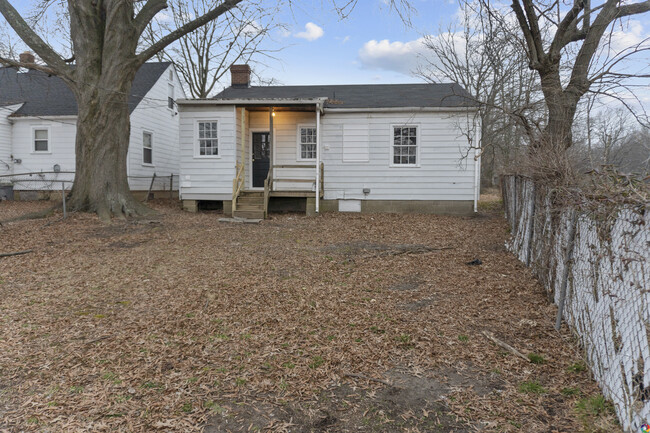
[263,166,273,218]
[273,164,317,169]
[232,163,245,213]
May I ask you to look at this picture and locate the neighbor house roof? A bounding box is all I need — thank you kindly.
[212,83,476,109]
[0,62,171,117]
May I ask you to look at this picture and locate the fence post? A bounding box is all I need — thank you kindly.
[555,211,579,331]
[169,174,173,200]
[145,173,156,202]
[61,181,67,219]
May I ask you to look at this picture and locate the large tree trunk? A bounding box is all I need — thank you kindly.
[66,66,152,220]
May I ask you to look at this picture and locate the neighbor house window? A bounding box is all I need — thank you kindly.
[33,128,49,152]
[143,132,153,164]
[298,126,317,160]
[197,121,218,156]
[168,84,175,109]
[392,126,418,165]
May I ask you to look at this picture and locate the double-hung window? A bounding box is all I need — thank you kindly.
[392,126,418,166]
[143,132,153,164]
[298,126,317,160]
[33,128,49,152]
[168,84,175,109]
[197,121,219,156]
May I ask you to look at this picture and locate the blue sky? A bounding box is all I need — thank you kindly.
[255,0,458,85]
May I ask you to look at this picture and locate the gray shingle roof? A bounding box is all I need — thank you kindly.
[213,83,476,109]
[0,62,171,117]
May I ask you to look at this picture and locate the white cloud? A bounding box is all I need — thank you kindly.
[358,38,428,75]
[295,22,324,41]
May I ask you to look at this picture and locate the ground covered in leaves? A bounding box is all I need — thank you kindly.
[0,199,620,432]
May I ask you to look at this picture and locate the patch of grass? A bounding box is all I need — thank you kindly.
[69,385,84,394]
[187,377,198,384]
[241,333,252,340]
[141,381,162,390]
[397,334,411,344]
[204,401,226,415]
[518,380,546,394]
[309,356,325,369]
[181,402,192,413]
[282,362,295,369]
[527,353,545,364]
[458,334,469,342]
[101,372,121,384]
[576,395,613,418]
[26,417,39,425]
[561,387,581,396]
[369,326,385,334]
[235,377,247,386]
[568,361,587,373]
[327,335,336,341]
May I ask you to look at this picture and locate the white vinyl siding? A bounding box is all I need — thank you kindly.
[342,123,369,162]
[0,105,20,175]
[178,105,235,200]
[128,64,183,190]
[320,111,476,201]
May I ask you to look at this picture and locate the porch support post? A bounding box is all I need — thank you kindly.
[315,103,321,213]
[241,107,245,178]
[269,107,274,189]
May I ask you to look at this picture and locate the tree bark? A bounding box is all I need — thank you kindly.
[66,65,151,220]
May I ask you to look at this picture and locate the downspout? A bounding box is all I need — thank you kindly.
[473,115,481,213]
[315,103,321,214]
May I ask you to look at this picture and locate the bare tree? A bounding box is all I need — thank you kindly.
[419,1,544,186]
[144,0,282,98]
[502,0,650,151]
[0,0,248,219]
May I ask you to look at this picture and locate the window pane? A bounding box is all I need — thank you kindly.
[143,147,152,164]
[408,155,416,164]
[35,129,48,140]
[34,140,48,152]
[409,127,416,136]
[143,133,152,148]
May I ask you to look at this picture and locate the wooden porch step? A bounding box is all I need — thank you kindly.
[233,209,265,219]
[239,190,264,197]
[237,196,264,205]
[236,204,264,212]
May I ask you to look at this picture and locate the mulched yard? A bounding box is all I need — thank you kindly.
[0,199,620,432]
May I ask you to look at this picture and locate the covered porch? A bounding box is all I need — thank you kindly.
[231,99,326,218]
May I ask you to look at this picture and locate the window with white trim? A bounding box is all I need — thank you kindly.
[33,128,49,152]
[198,121,218,156]
[143,132,153,164]
[298,126,317,160]
[392,126,417,165]
[168,84,175,109]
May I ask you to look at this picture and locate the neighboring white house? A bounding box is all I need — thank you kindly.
[0,60,184,197]
[177,65,481,218]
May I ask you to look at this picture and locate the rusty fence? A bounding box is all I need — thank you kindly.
[502,175,649,432]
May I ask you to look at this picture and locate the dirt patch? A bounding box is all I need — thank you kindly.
[0,202,622,432]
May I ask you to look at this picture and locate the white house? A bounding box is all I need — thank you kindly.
[0,59,184,199]
[177,65,481,218]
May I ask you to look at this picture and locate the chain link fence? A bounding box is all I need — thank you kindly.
[502,175,650,432]
[0,171,179,222]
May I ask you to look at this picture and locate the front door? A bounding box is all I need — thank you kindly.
[252,132,270,188]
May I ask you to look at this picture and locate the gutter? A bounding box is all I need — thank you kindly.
[324,106,479,113]
[177,97,329,106]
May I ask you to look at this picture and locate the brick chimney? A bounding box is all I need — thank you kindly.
[230,64,251,88]
[19,52,35,65]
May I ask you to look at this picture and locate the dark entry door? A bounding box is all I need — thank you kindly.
[252,132,270,188]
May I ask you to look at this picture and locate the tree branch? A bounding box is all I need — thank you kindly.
[134,0,169,36]
[0,0,70,76]
[137,0,244,64]
[0,55,58,74]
